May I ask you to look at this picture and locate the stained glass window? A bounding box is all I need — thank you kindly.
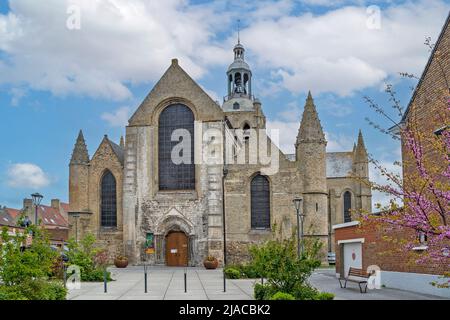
[101,170,117,227]
[251,175,270,229]
[158,104,195,190]
[343,191,352,223]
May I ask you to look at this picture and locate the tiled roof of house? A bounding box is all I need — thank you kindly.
[38,204,68,228]
[0,208,16,227]
[2,202,69,229]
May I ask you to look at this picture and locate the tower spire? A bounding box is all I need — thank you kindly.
[296,91,326,145]
[70,130,89,165]
[354,129,368,160]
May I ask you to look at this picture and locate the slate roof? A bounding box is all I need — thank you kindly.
[326,152,353,178]
[107,138,124,165]
[285,152,354,178]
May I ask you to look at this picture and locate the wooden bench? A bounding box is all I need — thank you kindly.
[339,267,371,293]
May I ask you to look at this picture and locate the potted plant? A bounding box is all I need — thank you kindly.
[114,255,128,268]
[203,255,219,269]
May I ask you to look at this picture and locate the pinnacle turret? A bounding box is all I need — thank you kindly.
[120,136,125,148]
[354,129,368,161]
[70,130,89,165]
[296,91,326,145]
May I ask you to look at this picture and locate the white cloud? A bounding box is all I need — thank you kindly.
[101,106,131,127]
[10,87,26,106]
[0,0,447,100]
[325,131,354,152]
[7,163,50,189]
[266,119,299,154]
[240,0,449,96]
[0,0,230,100]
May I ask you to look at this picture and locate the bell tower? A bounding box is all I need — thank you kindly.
[226,39,252,99]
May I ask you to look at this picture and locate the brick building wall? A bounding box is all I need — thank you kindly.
[334,222,448,276]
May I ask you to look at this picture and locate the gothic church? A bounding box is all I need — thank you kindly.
[68,41,372,266]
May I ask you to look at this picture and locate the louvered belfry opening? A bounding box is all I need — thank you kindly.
[343,191,352,223]
[251,174,270,229]
[158,104,195,190]
[101,170,117,227]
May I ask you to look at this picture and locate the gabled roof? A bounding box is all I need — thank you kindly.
[1,203,68,229]
[129,59,224,126]
[92,135,124,166]
[401,12,450,124]
[108,139,124,165]
[37,204,68,229]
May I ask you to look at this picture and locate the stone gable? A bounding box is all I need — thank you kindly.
[129,59,224,126]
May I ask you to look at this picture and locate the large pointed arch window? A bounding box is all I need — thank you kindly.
[101,170,117,227]
[251,175,270,229]
[343,191,352,223]
[158,104,195,190]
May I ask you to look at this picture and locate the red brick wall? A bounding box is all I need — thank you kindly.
[402,16,450,184]
[335,223,448,276]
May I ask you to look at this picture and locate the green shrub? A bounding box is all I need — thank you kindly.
[292,284,319,300]
[224,267,241,279]
[314,292,335,300]
[270,292,295,300]
[254,283,277,300]
[241,264,260,278]
[66,233,112,282]
[0,286,28,300]
[249,235,322,294]
[0,280,67,300]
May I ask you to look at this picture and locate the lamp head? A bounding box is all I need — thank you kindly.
[293,197,302,211]
[31,193,43,206]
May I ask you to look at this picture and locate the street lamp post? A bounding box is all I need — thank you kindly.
[31,193,43,225]
[293,197,305,258]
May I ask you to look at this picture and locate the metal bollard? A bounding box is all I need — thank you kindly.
[63,264,67,289]
[184,268,187,293]
[261,277,264,285]
[144,264,148,293]
[223,270,226,292]
[104,268,108,293]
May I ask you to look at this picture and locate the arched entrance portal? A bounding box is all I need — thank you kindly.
[165,231,188,266]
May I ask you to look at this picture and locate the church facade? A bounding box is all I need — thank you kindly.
[67,41,372,266]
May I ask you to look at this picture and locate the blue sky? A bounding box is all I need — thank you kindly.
[0,0,449,209]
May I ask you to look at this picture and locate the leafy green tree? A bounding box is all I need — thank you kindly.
[0,217,67,300]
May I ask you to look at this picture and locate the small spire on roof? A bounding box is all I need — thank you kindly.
[296,91,326,145]
[354,129,368,161]
[70,130,89,165]
[120,135,125,148]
